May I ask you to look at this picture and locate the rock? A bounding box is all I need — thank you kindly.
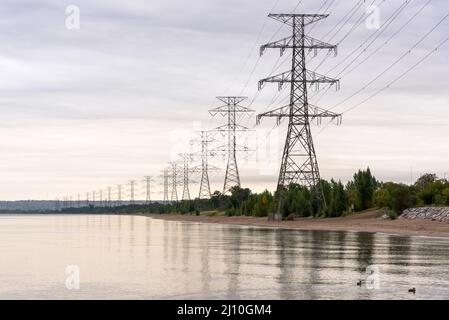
[401,207,449,222]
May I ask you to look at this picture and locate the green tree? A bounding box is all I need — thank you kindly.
[352,168,377,211]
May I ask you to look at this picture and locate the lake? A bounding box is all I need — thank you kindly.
[0,214,448,299]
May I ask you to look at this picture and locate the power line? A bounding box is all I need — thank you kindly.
[338,0,432,79]
[311,0,415,103]
[341,34,449,115]
[329,13,449,111]
[333,0,413,78]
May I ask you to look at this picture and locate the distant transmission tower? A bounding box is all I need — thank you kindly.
[179,153,194,201]
[161,169,169,202]
[86,192,90,207]
[117,184,122,206]
[55,198,61,211]
[99,190,103,207]
[257,14,342,206]
[209,97,253,194]
[143,176,153,203]
[92,191,96,207]
[169,162,179,201]
[191,130,219,199]
[129,180,136,205]
[107,186,112,207]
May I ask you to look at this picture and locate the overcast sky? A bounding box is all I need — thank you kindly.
[0,0,448,200]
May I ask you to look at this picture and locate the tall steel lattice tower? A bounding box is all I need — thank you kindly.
[169,162,179,202]
[161,169,169,202]
[107,186,112,207]
[129,180,136,205]
[117,184,122,206]
[210,97,254,194]
[99,190,103,207]
[191,130,218,199]
[257,14,342,204]
[143,176,153,203]
[179,154,194,201]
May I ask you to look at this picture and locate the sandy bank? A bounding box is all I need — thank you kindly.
[148,210,449,238]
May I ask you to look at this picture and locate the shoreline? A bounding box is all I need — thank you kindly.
[2,211,449,239]
[147,210,449,239]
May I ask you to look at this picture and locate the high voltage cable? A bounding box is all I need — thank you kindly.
[329,13,449,111]
[239,0,304,96]
[312,0,379,72]
[314,28,449,138]
[325,0,411,75]
[321,0,365,42]
[337,0,432,79]
[312,0,415,103]
[220,0,281,95]
[250,0,351,137]
[242,0,308,129]
[253,0,336,113]
[341,34,449,115]
[333,0,413,78]
[338,0,383,45]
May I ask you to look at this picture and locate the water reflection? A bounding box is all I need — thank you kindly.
[225,227,241,299]
[0,214,449,300]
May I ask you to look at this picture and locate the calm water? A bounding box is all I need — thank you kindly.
[0,214,449,300]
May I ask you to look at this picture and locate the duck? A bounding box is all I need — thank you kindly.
[408,288,416,294]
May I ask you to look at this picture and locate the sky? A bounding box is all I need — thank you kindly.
[0,0,448,200]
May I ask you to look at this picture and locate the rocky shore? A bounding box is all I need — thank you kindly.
[401,207,449,223]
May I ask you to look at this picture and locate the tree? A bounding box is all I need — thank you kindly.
[253,190,273,217]
[374,184,390,208]
[229,186,251,211]
[415,173,437,190]
[330,180,347,217]
[352,168,378,211]
[391,184,412,214]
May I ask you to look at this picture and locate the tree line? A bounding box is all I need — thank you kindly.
[58,169,449,219]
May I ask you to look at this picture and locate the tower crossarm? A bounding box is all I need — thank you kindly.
[214,124,250,132]
[209,105,255,117]
[259,70,340,91]
[306,70,340,87]
[257,104,342,125]
[260,35,337,57]
[268,14,329,26]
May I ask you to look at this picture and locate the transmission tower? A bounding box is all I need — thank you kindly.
[257,14,342,206]
[129,180,136,205]
[92,191,96,207]
[179,153,196,201]
[191,130,219,199]
[99,190,103,207]
[117,184,122,206]
[143,176,153,203]
[169,162,179,202]
[107,186,112,207]
[160,169,169,202]
[209,97,254,194]
[55,198,61,211]
[86,192,90,207]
